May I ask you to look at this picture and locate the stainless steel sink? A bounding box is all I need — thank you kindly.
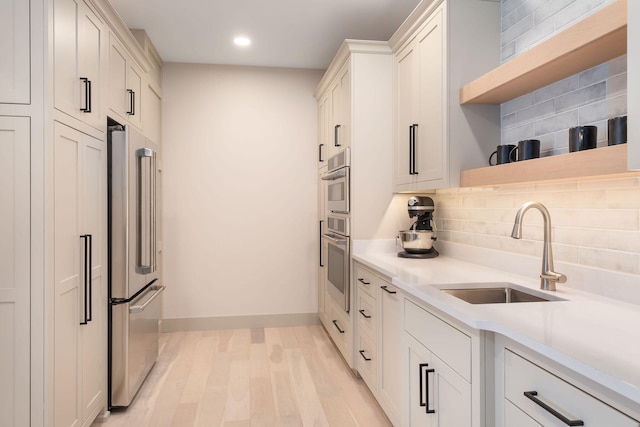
[439,283,564,304]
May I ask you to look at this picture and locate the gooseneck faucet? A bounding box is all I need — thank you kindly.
[511,201,567,291]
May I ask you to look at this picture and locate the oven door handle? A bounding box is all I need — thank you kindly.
[321,168,347,181]
[322,233,348,245]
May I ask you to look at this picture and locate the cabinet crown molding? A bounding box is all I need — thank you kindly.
[88,0,156,73]
[314,40,391,99]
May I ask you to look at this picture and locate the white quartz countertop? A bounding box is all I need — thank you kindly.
[352,241,640,405]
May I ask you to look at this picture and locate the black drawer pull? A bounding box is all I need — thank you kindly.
[359,350,371,361]
[381,285,397,294]
[357,278,370,285]
[524,391,584,426]
[334,124,341,147]
[358,309,371,319]
[332,319,345,334]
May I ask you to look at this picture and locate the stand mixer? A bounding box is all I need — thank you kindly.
[396,196,439,258]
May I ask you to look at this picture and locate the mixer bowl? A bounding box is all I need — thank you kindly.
[397,230,437,253]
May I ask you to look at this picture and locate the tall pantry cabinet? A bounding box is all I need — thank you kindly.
[0,0,163,426]
[315,40,393,368]
[0,0,38,426]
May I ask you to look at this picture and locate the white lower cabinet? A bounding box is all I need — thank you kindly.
[404,299,471,427]
[378,279,402,423]
[405,333,471,427]
[503,349,638,427]
[54,121,107,427]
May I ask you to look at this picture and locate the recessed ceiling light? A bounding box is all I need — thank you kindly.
[234,36,251,47]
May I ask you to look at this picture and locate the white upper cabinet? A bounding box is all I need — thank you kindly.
[0,0,30,104]
[391,0,501,192]
[394,8,444,188]
[109,33,144,131]
[53,0,106,130]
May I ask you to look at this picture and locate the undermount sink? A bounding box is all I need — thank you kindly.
[439,283,564,304]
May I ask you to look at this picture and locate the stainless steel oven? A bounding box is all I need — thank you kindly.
[322,148,350,214]
[323,214,350,312]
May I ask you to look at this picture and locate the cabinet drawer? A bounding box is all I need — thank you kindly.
[356,288,376,338]
[505,350,638,426]
[329,303,351,349]
[404,299,471,381]
[356,332,377,389]
[354,264,376,298]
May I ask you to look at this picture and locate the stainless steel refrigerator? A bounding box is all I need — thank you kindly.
[108,124,164,408]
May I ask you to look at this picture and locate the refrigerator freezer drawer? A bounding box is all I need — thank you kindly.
[110,284,164,407]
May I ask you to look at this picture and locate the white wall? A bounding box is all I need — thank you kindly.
[161,63,324,323]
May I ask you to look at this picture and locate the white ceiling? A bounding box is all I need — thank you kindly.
[108,0,422,70]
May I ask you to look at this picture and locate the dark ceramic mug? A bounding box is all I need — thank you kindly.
[608,116,627,145]
[569,125,597,152]
[489,144,517,165]
[511,139,540,161]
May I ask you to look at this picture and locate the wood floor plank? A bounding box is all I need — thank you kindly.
[194,386,226,427]
[286,348,330,426]
[223,358,251,422]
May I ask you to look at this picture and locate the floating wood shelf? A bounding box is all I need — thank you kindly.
[460,144,638,187]
[459,0,627,105]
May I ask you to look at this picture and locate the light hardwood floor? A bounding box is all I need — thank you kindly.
[95,325,393,427]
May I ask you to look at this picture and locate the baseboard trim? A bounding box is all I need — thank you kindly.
[161,312,321,332]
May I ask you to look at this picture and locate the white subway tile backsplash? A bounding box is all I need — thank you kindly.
[606,189,640,209]
[577,247,640,275]
[553,190,607,209]
[577,209,639,231]
[502,13,534,47]
[607,231,640,252]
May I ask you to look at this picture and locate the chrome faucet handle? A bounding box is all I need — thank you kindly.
[540,271,567,291]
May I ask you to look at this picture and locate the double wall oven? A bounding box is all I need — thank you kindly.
[322,148,350,312]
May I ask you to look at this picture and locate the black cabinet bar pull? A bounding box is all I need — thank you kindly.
[359,350,371,361]
[80,235,89,325]
[357,278,370,285]
[409,125,414,175]
[87,234,92,322]
[319,220,324,267]
[334,124,341,147]
[332,319,345,333]
[419,363,428,408]
[425,367,435,414]
[412,124,418,175]
[524,391,584,426]
[318,143,324,162]
[358,309,371,319]
[127,89,135,115]
[381,285,397,294]
[80,77,91,113]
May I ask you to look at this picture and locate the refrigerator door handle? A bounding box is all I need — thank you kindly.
[129,285,165,314]
[136,147,157,274]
